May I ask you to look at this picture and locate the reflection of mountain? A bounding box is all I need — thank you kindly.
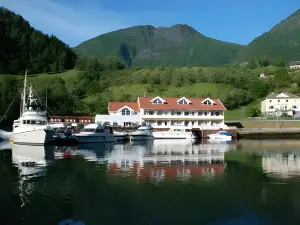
[262,152,300,178]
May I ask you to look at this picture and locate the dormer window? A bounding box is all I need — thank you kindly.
[121,108,130,115]
[150,96,166,104]
[201,98,215,105]
[153,98,163,104]
[177,97,191,105]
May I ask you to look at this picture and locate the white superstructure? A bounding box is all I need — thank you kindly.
[130,125,154,141]
[152,126,196,139]
[73,123,115,143]
[12,71,54,145]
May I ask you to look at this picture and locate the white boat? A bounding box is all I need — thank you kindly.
[153,126,197,139]
[73,124,115,143]
[130,125,154,141]
[207,131,232,140]
[12,71,55,145]
[113,131,127,141]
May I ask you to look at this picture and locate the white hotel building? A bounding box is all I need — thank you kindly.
[95,96,227,129]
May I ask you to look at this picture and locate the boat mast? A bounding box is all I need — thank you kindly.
[22,70,27,114]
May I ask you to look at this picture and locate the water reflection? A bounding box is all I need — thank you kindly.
[3,139,300,224]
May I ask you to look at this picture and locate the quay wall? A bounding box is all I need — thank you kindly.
[237,128,300,139]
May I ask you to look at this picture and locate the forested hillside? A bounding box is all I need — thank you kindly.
[0,7,77,74]
[75,25,243,67]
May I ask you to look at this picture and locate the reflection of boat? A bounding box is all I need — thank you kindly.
[130,125,154,141]
[153,126,197,139]
[207,131,232,140]
[73,124,115,143]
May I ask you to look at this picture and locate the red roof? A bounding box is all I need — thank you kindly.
[138,96,226,111]
[108,102,140,112]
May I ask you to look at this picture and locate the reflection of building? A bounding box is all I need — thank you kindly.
[105,140,232,183]
[262,152,300,178]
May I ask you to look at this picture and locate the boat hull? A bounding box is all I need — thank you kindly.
[207,134,232,140]
[73,134,115,143]
[13,128,55,145]
[153,132,197,139]
[130,134,154,141]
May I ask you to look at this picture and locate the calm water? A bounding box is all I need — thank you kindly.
[1,139,300,225]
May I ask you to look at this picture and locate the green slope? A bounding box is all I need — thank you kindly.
[74,24,243,67]
[236,9,300,63]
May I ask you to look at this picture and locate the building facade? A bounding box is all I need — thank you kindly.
[289,61,300,70]
[261,92,300,117]
[96,96,227,129]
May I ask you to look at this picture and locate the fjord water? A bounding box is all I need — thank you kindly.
[1,140,300,225]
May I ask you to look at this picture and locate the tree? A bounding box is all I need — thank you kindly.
[247,106,261,117]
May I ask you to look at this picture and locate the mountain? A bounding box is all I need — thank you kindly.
[74,25,243,67]
[0,7,77,74]
[236,9,300,63]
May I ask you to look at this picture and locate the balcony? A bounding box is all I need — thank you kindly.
[142,114,224,120]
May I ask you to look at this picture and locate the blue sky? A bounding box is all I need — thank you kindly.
[1,0,300,47]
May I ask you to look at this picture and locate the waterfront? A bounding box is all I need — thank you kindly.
[1,140,300,225]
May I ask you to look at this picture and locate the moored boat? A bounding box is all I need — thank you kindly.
[153,126,197,139]
[207,131,232,140]
[73,124,115,143]
[130,125,154,141]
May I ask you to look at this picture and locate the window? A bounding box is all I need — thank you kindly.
[191,112,194,116]
[211,112,214,116]
[121,108,130,115]
[269,100,272,102]
[293,105,297,109]
[178,99,188,104]
[286,100,288,102]
[198,111,203,116]
[278,100,280,102]
[31,120,36,124]
[149,111,154,115]
[184,112,189,116]
[171,111,175,115]
[216,112,220,116]
[157,121,162,126]
[204,112,208,116]
[152,98,163,104]
[176,112,181,116]
[269,106,274,109]
[203,100,212,105]
[157,111,162,115]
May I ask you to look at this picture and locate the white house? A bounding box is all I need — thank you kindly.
[95,96,227,129]
[261,92,300,117]
[289,61,300,70]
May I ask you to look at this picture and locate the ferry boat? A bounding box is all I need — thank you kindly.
[153,126,197,139]
[73,124,115,143]
[130,125,154,141]
[207,131,232,140]
[12,71,55,145]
